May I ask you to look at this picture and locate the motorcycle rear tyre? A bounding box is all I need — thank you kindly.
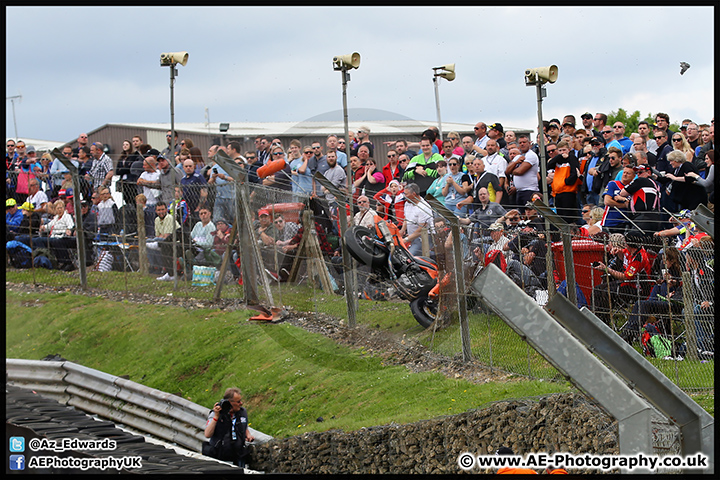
[410,295,437,329]
[344,225,388,268]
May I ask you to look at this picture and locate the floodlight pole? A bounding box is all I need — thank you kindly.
[339,67,358,327]
[433,77,444,141]
[531,78,556,298]
[164,62,179,289]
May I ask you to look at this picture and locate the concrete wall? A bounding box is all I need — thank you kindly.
[248,392,618,474]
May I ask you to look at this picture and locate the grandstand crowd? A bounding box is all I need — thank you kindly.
[5,113,714,357]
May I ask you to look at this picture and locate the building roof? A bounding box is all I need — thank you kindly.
[113,120,489,138]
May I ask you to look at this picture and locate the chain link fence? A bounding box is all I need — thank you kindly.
[6,159,714,396]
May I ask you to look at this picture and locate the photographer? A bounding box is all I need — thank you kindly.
[203,387,254,467]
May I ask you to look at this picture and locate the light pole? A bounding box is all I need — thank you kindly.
[432,64,455,141]
[6,94,22,139]
[160,51,188,289]
[524,65,569,302]
[333,52,360,327]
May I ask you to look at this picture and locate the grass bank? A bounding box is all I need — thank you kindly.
[6,287,570,438]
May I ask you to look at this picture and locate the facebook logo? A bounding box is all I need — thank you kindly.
[10,436,25,452]
[9,454,25,470]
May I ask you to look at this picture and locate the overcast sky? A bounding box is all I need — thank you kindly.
[6,6,715,144]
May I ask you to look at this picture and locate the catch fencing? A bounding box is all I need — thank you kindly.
[5,159,714,396]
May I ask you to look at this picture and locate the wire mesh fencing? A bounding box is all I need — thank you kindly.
[5,161,714,394]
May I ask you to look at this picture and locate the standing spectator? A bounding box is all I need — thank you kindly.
[351,126,374,157]
[72,133,89,157]
[156,152,182,206]
[653,128,674,173]
[617,164,663,236]
[161,130,180,160]
[631,121,659,156]
[654,113,675,140]
[6,138,18,170]
[630,132,657,168]
[326,134,347,168]
[545,139,581,224]
[595,147,624,205]
[400,183,434,256]
[684,150,714,204]
[320,150,347,210]
[116,139,138,205]
[481,139,507,203]
[425,160,448,205]
[609,121,632,155]
[262,144,293,193]
[592,113,608,140]
[87,142,114,191]
[289,146,316,198]
[402,137,441,196]
[671,132,695,165]
[460,186,507,232]
[96,186,118,237]
[207,156,235,225]
[354,157,385,200]
[472,122,489,156]
[441,155,472,217]
[382,149,402,186]
[662,150,707,211]
[600,163,634,234]
[505,134,540,207]
[395,139,417,160]
[180,158,207,221]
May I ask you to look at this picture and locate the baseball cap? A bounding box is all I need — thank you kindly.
[488,222,504,231]
[590,137,602,146]
[6,198,17,207]
[678,209,692,218]
[26,145,36,154]
[633,164,650,172]
[146,148,161,158]
[489,122,503,133]
[258,208,270,217]
[581,112,593,120]
[19,202,34,211]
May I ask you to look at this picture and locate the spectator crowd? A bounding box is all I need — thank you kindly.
[6,113,714,357]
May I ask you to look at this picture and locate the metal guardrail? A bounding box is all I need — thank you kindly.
[6,358,272,452]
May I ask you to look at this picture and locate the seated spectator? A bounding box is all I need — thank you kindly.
[15,201,42,239]
[148,202,181,277]
[187,207,219,267]
[35,199,75,268]
[6,198,23,236]
[374,179,406,229]
[211,218,232,257]
[591,233,653,325]
[441,155,472,217]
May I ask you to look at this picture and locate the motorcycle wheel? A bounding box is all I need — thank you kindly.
[409,295,437,329]
[344,225,388,268]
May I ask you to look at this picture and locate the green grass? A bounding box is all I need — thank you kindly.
[6,288,570,438]
[6,269,713,427]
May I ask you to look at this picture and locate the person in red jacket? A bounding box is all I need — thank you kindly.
[373,179,405,228]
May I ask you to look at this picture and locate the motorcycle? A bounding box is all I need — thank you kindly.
[344,215,440,328]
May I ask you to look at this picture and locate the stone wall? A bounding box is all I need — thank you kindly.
[248,392,618,474]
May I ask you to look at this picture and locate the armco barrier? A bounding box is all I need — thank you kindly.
[6,358,272,451]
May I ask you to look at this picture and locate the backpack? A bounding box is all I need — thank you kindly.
[640,323,672,358]
[32,248,57,270]
[7,240,33,269]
